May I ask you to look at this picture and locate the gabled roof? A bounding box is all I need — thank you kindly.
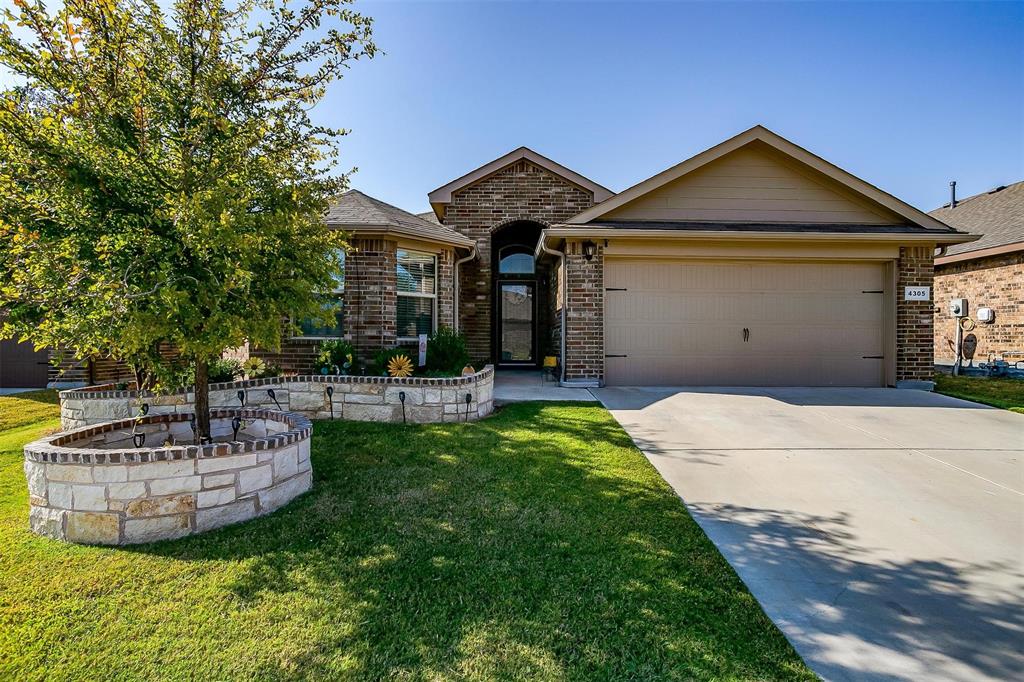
[565,125,956,232]
[416,210,441,225]
[326,190,474,249]
[929,180,1024,258]
[427,146,614,218]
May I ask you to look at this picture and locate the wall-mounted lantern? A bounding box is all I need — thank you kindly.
[582,240,597,261]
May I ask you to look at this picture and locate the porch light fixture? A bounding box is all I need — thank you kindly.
[582,240,596,261]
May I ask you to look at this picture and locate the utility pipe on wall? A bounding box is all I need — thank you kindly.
[537,233,566,385]
[453,245,477,333]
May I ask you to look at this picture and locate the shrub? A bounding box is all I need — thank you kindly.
[241,358,282,379]
[208,358,243,384]
[315,339,355,375]
[426,327,469,376]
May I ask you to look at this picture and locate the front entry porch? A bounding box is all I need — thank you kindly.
[492,370,598,404]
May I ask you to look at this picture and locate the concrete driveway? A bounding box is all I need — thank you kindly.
[592,386,1023,682]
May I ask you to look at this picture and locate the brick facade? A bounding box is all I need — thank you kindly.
[562,240,604,383]
[896,246,936,382]
[438,248,455,329]
[252,240,459,372]
[549,259,562,361]
[443,160,596,362]
[934,251,1024,364]
[345,238,398,360]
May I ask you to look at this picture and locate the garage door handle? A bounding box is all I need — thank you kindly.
[605,287,627,291]
[743,328,750,342]
[605,354,628,358]
[862,355,884,359]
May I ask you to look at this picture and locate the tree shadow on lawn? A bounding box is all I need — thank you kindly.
[684,503,1024,681]
[131,402,814,680]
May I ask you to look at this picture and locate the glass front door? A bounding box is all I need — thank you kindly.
[499,282,535,364]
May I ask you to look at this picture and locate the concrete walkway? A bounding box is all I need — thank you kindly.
[593,386,1024,682]
[493,370,597,404]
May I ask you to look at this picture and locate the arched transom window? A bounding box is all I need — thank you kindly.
[498,245,535,275]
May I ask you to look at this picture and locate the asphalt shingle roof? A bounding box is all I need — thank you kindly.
[417,210,441,225]
[929,181,1024,256]
[325,190,472,247]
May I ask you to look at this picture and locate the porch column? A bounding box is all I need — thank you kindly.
[346,238,398,361]
[563,239,604,385]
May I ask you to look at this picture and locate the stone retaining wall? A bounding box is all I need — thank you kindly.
[60,366,495,429]
[24,409,312,545]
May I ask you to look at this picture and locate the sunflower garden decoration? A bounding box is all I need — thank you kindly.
[387,354,414,377]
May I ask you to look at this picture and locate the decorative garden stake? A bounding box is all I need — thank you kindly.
[387,355,414,378]
[267,388,283,411]
[326,385,335,420]
[132,433,146,448]
[231,416,242,441]
[237,390,246,406]
[399,390,407,424]
[465,393,472,422]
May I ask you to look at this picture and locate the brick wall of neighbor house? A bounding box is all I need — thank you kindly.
[563,240,604,383]
[934,251,1024,364]
[896,246,935,382]
[443,160,595,362]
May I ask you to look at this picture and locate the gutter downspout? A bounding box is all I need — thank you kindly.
[453,245,477,333]
[537,232,566,385]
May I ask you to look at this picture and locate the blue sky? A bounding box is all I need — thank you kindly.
[324,0,1024,215]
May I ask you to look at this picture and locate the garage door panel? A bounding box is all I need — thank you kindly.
[605,259,885,386]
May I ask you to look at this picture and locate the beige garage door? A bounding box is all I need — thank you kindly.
[604,259,885,386]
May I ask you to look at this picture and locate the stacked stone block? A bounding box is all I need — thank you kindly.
[59,367,495,429]
[24,409,313,545]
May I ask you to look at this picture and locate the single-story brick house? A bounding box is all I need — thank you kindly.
[1,125,977,390]
[250,125,975,388]
[929,180,1023,368]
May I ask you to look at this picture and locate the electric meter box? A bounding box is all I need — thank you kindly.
[949,298,969,318]
[977,307,995,323]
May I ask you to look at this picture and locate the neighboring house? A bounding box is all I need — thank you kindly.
[929,181,1024,367]
[255,125,974,388]
[0,340,171,390]
[0,339,50,389]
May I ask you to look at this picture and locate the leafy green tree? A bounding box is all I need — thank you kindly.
[0,0,374,440]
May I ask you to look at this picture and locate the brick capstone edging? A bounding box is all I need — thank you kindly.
[59,366,495,429]
[24,409,313,545]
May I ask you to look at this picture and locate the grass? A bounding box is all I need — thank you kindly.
[934,374,1024,414]
[0,394,813,681]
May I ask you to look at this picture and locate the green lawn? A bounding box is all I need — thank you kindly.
[934,374,1024,414]
[0,393,812,681]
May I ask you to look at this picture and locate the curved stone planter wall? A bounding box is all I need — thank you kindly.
[59,366,494,430]
[24,409,312,545]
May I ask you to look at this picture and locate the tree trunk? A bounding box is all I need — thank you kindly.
[194,357,211,444]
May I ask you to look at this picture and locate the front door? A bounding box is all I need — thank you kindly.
[498,282,535,365]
